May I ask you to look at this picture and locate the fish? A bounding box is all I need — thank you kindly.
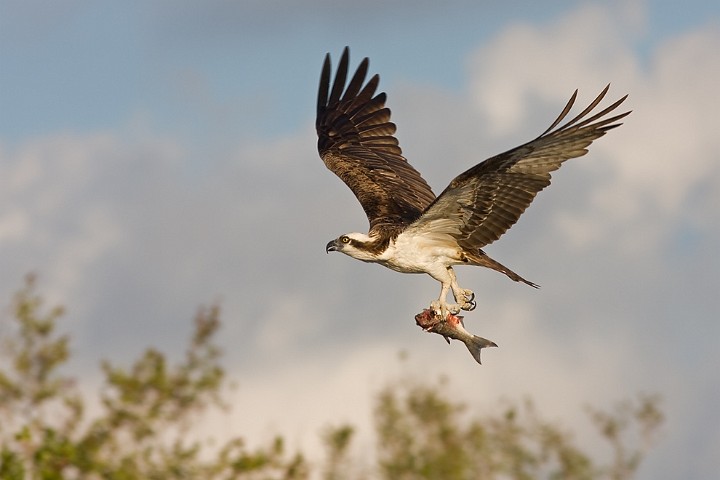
[415,308,497,364]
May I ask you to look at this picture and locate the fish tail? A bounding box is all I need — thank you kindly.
[466,335,498,364]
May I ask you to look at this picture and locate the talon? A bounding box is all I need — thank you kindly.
[465,290,475,303]
[462,301,477,312]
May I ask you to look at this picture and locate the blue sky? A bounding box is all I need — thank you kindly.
[2,1,720,478]
[3,0,717,142]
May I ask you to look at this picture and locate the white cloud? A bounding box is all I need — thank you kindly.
[469,3,640,136]
[0,209,28,242]
[1,134,122,308]
[467,3,720,260]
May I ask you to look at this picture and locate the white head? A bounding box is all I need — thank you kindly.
[325,232,379,262]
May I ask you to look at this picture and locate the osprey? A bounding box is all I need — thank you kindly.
[317,47,629,319]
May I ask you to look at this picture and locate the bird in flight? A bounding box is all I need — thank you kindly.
[317,47,629,319]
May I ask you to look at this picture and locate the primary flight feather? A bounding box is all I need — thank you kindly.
[317,47,630,319]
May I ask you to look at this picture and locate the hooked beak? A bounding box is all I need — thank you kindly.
[326,239,339,254]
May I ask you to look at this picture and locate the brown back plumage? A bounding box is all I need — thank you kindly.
[316,47,436,237]
[409,85,630,250]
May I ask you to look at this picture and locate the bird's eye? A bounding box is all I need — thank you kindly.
[341,236,350,244]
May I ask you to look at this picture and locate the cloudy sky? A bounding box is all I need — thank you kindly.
[1,0,719,477]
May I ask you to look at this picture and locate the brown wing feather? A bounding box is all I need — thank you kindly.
[316,47,436,235]
[411,85,630,249]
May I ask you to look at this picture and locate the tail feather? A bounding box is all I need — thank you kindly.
[466,250,539,288]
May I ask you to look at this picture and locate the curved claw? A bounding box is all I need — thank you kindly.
[463,300,476,312]
[465,290,475,303]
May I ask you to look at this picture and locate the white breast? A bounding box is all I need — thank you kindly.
[378,230,462,274]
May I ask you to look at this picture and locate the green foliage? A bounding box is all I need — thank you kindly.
[0,276,663,480]
[0,276,307,479]
[321,424,357,480]
[373,375,662,480]
[587,393,664,480]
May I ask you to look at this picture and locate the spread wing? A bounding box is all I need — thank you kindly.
[407,85,630,250]
[316,47,436,235]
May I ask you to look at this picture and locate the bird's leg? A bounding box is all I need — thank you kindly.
[449,268,476,311]
[430,281,460,320]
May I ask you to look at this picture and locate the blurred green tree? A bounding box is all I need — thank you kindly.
[0,276,662,479]
[0,275,307,479]
[373,376,662,480]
